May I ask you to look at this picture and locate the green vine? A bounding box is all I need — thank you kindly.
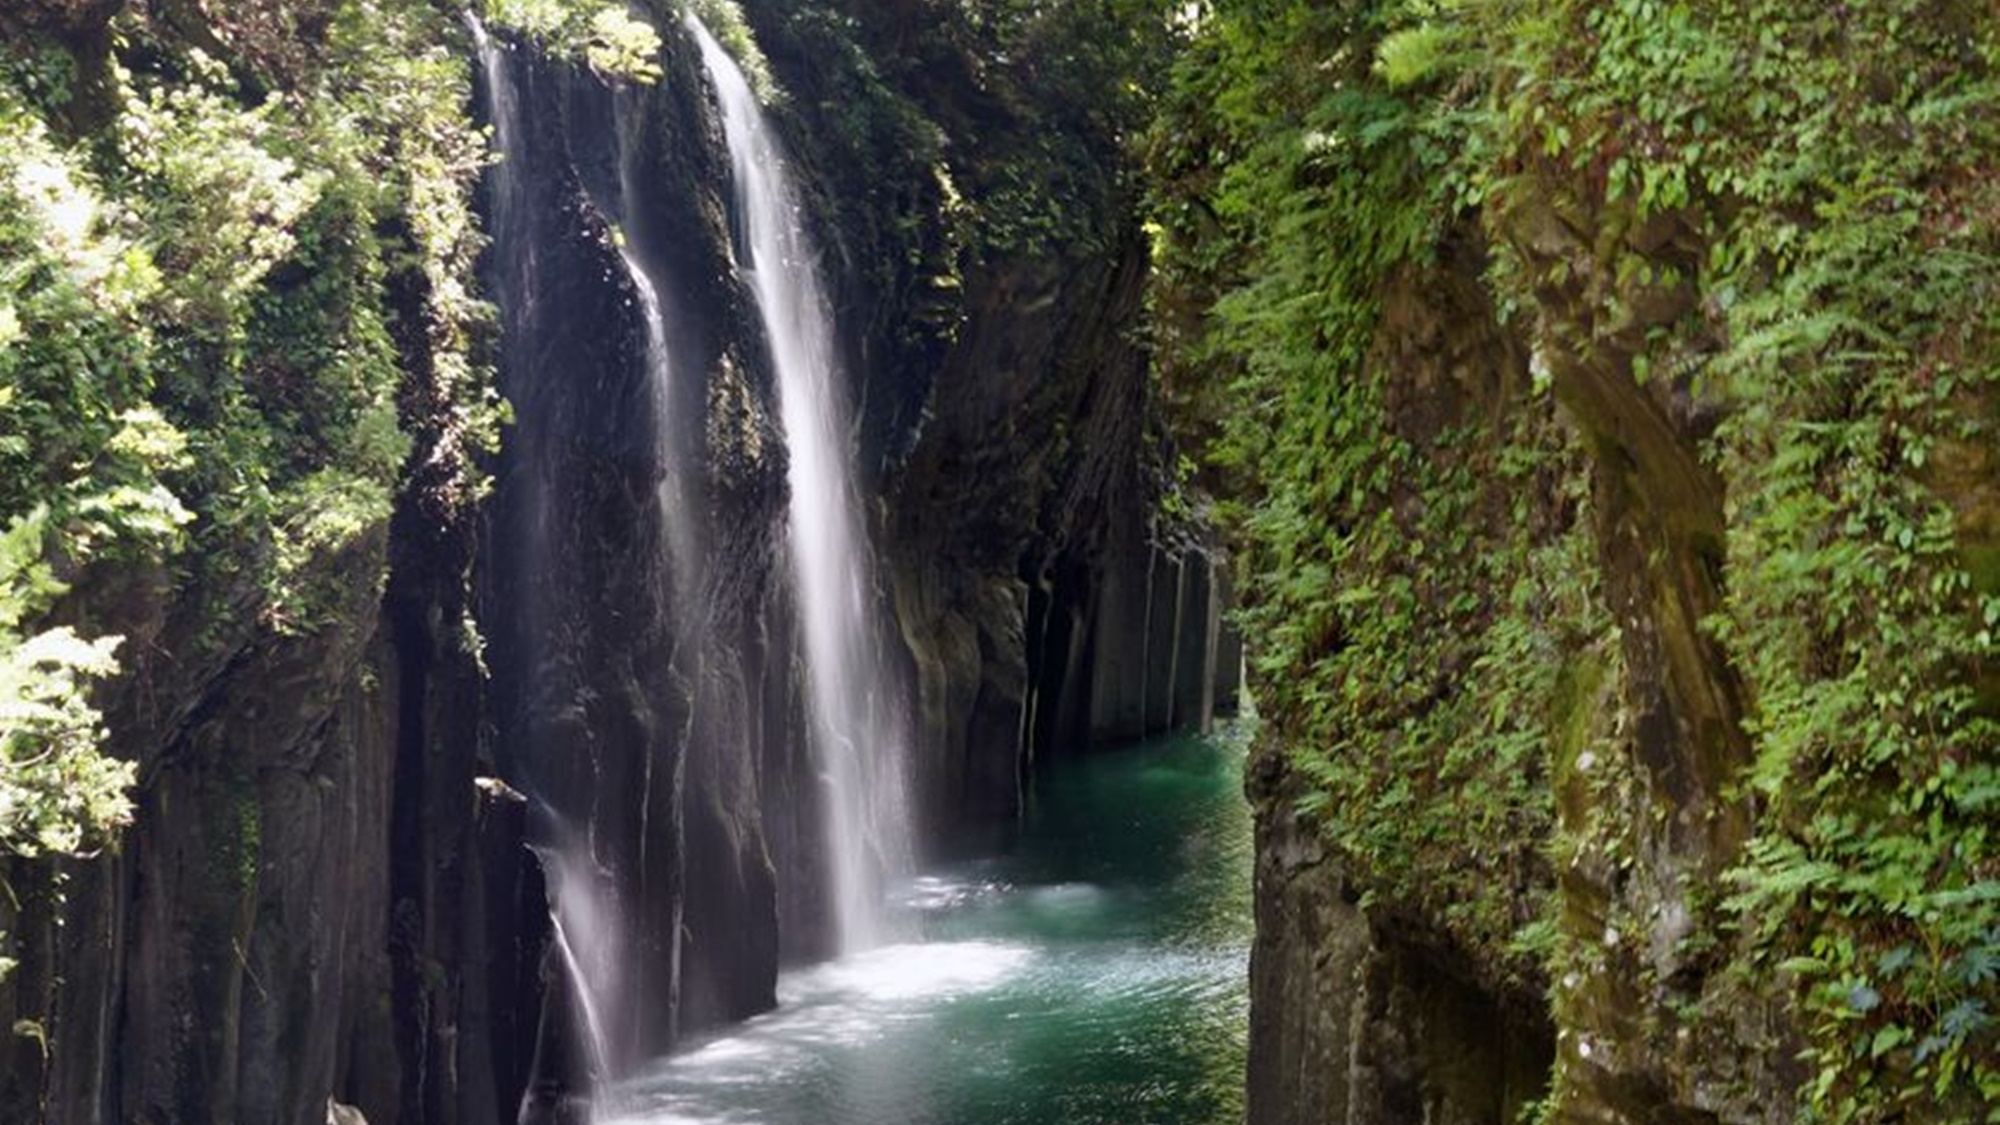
[1155,0,1998,1117]
[0,0,497,868]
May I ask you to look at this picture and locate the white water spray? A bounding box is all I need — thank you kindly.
[687,16,912,952]
[468,17,635,1110]
[537,843,625,1089]
[465,15,518,225]
[611,93,704,607]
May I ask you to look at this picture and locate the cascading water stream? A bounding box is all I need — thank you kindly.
[611,92,703,611]
[465,16,521,266]
[536,842,623,1089]
[601,95,697,1070]
[620,254,700,592]
[687,17,912,953]
[468,15,638,1111]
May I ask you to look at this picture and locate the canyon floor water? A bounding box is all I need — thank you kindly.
[601,724,1253,1125]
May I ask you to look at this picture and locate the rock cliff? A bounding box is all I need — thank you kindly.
[1154,2,1998,1122]
[0,0,1227,1120]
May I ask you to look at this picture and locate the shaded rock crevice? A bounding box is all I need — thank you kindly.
[1246,743,1554,1125]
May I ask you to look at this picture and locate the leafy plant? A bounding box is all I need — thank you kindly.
[0,0,498,876]
[482,0,663,83]
[1154,0,1998,1118]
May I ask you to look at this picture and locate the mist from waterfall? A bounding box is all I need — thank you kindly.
[687,15,913,953]
[467,16,643,1112]
[534,839,626,1094]
[612,91,704,612]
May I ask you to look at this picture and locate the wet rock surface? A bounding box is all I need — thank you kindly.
[0,7,1228,1123]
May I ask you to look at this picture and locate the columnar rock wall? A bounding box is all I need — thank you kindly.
[0,3,1221,1122]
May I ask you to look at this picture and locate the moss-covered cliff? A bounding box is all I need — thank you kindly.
[1153,1,1997,1122]
[23,0,1983,1121]
[0,1,518,1120]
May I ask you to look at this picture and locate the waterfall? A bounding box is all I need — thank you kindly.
[467,14,639,1109]
[688,16,912,953]
[603,93,694,1068]
[466,12,539,339]
[535,841,624,1089]
[466,15,519,237]
[611,92,704,611]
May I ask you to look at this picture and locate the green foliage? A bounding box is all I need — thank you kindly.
[0,625,134,857]
[0,509,137,859]
[481,0,663,83]
[760,0,1179,263]
[0,92,185,868]
[80,8,455,631]
[0,0,497,883]
[943,0,1181,258]
[1374,0,1477,91]
[0,46,75,115]
[1148,0,1600,985]
[741,0,1179,476]
[1488,1,2000,1116]
[120,53,325,333]
[1160,0,1997,1117]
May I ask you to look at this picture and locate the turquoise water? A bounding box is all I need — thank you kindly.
[606,725,1254,1125]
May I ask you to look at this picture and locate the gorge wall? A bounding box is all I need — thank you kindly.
[1154,2,1997,1124]
[0,0,1228,1122]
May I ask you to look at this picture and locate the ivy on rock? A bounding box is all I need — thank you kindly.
[1152,0,1998,1119]
[0,0,496,883]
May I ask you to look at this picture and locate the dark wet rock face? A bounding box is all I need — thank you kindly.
[0,7,1228,1124]
[1246,744,1553,1125]
[0,238,537,1125]
[477,3,1239,1096]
